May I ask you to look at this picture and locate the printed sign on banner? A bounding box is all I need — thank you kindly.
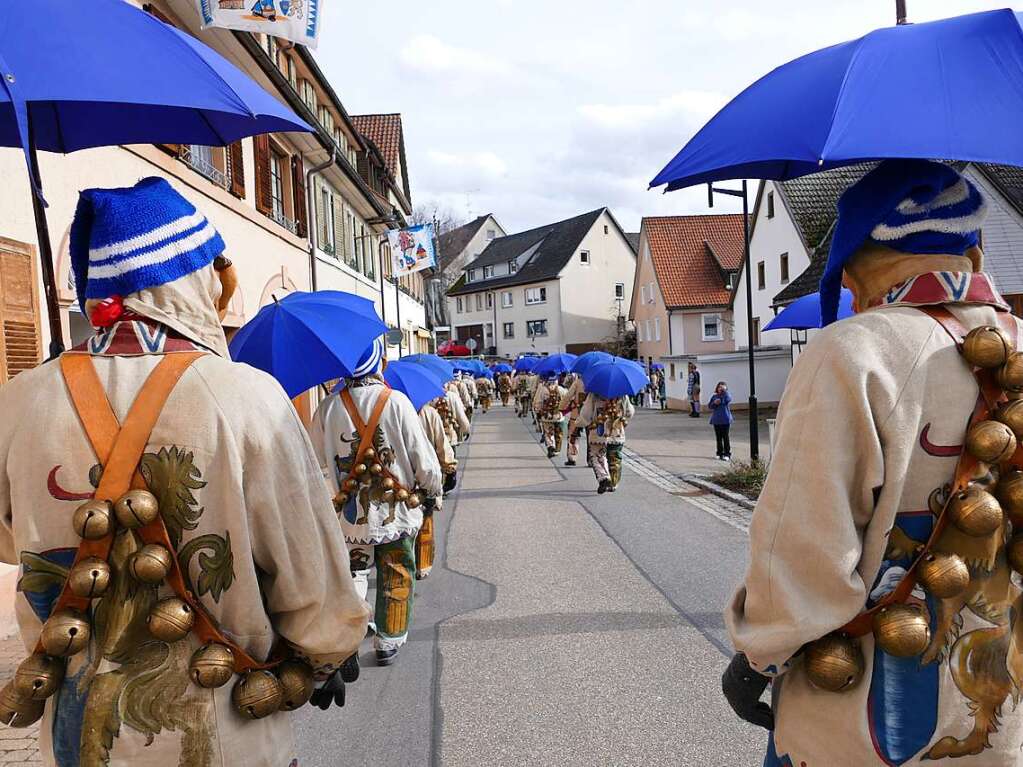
[387,225,437,277]
[196,0,322,48]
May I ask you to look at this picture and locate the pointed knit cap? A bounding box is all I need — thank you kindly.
[819,159,986,325]
[70,177,225,312]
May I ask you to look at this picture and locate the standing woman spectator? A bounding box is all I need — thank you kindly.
[687,362,702,417]
[708,381,733,460]
[657,370,667,410]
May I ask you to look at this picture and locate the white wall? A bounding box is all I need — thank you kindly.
[733,181,810,350]
[664,347,792,408]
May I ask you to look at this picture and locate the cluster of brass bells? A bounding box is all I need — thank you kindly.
[334,449,422,509]
[229,661,315,719]
[0,654,66,728]
[803,634,864,692]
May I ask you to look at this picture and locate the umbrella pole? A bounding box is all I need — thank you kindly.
[27,123,65,359]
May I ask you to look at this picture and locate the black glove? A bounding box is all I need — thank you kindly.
[443,471,458,493]
[310,670,346,711]
[721,653,774,730]
[423,495,437,512]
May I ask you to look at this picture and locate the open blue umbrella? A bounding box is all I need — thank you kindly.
[571,351,613,376]
[404,353,456,382]
[582,357,649,399]
[491,363,513,374]
[514,356,539,372]
[384,360,446,412]
[764,288,856,331]
[3,0,313,355]
[650,363,664,370]
[533,353,578,377]
[651,9,1023,191]
[229,291,386,398]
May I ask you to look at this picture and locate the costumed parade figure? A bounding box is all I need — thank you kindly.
[443,382,471,449]
[533,377,567,459]
[724,160,1023,766]
[456,374,474,421]
[0,178,368,766]
[475,376,493,413]
[560,374,586,467]
[497,372,512,407]
[310,339,443,666]
[415,400,456,580]
[576,392,634,494]
[515,372,532,418]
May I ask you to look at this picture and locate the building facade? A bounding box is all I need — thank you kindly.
[446,208,636,357]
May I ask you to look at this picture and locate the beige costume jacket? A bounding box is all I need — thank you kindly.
[576,394,634,443]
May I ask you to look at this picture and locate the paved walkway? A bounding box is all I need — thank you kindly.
[0,635,41,765]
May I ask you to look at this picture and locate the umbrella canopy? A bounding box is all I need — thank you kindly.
[571,351,613,376]
[764,289,856,331]
[533,353,578,377]
[403,354,456,382]
[229,291,386,398]
[384,360,446,412]
[650,9,1023,191]
[514,356,539,372]
[491,363,513,374]
[582,358,649,399]
[650,363,664,370]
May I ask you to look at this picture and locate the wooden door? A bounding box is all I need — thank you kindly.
[0,239,42,384]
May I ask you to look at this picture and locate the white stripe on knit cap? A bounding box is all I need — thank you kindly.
[871,200,988,242]
[86,222,219,279]
[895,178,970,216]
[88,211,207,264]
[353,337,384,377]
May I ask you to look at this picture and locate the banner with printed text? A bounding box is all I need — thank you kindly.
[196,0,322,48]
[387,224,437,277]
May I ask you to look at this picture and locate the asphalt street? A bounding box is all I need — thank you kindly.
[294,404,768,766]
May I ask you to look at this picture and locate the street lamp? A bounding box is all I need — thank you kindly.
[708,180,758,461]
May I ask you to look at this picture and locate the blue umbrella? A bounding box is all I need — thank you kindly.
[533,353,578,377]
[650,363,665,370]
[404,353,456,382]
[651,9,1023,191]
[571,351,613,375]
[384,360,446,412]
[229,291,386,398]
[764,289,856,331]
[4,0,312,354]
[514,357,539,372]
[491,363,513,374]
[582,358,649,399]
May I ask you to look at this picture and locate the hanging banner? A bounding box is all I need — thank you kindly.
[387,224,437,277]
[196,0,323,49]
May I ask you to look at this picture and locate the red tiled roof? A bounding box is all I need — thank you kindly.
[642,214,744,308]
[350,113,403,179]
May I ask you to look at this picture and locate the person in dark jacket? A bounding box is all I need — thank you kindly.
[708,381,733,460]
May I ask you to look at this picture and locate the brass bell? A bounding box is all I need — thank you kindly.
[67,556,111,599]
[396,488,410,502]
[72,499,113,540]
[113,489,160,529]
[0,682,44,728]
[343,478,358,491]
[189,643,235,689]
[997,400,1023,439]
[948,486,1004,537]
[962,325,1014,368]
[276,660,315,711]
[334,492,349,508]
[407,494,421,509]
[363,448,376,461]
[872,603,930,658]
[997,467,1023,525]
[370,463,383,475]
[1008,533,1023,574]
[917,552,970,598]
[999,352,1023,391]
[353,463,367,475]
[803,634,864,692]
[40,609,91,657]
[13,654,64,700]
[147,597,194,642]
[381,477,395,490]
[129,544,173,585]
[232,670,282,719]
[966,420,1017,464]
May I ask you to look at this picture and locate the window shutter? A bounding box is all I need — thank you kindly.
[314,182,327,247]
[228,140,245,199]
[0,242,41,383]
[253,134,272,216]
[333,198,345,265]
[291,155,307,238]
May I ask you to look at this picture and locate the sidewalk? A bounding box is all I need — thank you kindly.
[0,634,41,765]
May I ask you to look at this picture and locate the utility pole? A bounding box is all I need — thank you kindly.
[896,0,908,25]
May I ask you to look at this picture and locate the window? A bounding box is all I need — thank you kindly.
[467,269,477,283]
[669,363,676,381]
[269,151,285,222]
[702,313,723,341]
[317,106,334,134]
[580,250,590,265]
[501,291,513,308]
[508,259,518,273]
[615,282,625,299]
[285,56,297,89]
[320,186,336,254]
[262,34,279,64]
[645,320,652,342]
[757,261,766,290]
[526,319,548,337]
[640,284,648,303]
[299,80,317,112]
[486,292,493,309]
[752,317,761,347]
[649,282,656,304]
[487,229,496,240]
[456,297,463,313]
[503,321,514,338]
[780,252,789,283]
[525,287,546,305]
[767,191,775,219]
[475,293,483,311]
[484,265,494,279]
[604,224,609,235]
[654,317,661,342]
[726,272,736,290]
[637,322,644,342]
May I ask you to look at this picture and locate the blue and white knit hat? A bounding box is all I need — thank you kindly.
[351,336,385,378]
[820,159,987,325]
[70,177,225,312]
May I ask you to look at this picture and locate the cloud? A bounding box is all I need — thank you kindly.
[399,35,512,76]
[426,150,508,178]
[577,90,726,131]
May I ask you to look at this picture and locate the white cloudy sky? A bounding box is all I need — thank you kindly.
[316,0,1008,233]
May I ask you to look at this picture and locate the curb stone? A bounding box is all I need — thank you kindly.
[680,474,757,510]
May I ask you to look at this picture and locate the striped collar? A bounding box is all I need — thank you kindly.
[72,317,206,356]
[868,271,1009,311]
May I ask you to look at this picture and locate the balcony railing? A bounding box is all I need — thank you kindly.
[180,146,231,191]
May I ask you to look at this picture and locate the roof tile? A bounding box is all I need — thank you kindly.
[642,214,744,308]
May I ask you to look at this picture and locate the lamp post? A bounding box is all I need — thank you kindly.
[896,0,909,25]
[708,180,758,461]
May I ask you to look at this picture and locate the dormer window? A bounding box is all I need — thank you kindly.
[467,268,477,282]
[509,260,518,273]
[484,265,494,279]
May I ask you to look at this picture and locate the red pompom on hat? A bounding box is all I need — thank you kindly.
[89,295,124,328]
